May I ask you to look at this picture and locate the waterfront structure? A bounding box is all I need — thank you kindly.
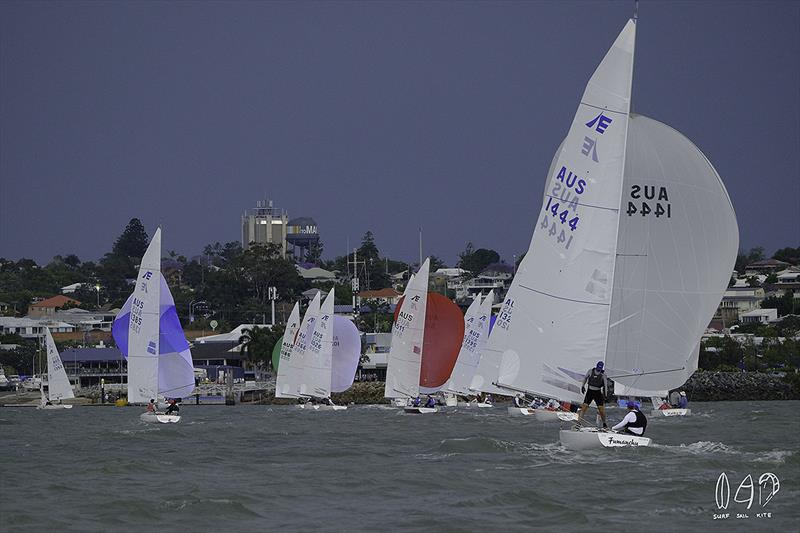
[241,199,288,256]
[0,317,76,339]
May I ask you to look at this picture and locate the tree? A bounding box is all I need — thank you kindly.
[306,240,324,265]
[457,243,500,277]
[358,231,380,262]
[761,292,796,317]
[734,246,765,273]
[772,247,800,265]
[112,218,149,259]
[239,325,283,375]
[429,256,447,272]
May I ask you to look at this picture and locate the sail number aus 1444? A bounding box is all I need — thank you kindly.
[541,197,578,250]
[627,185,671,218]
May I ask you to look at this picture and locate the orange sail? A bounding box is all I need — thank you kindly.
[394,292,464,390]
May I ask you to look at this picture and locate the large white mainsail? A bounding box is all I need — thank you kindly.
[494,20,636,404]
[127,228,162,404]
[448,291,493,395]
[274,301,301,397]
[44,327,74,402]
[303,287,335,398]
[605,114,738,391]
[384,258,430,400]
[276,291,321,398]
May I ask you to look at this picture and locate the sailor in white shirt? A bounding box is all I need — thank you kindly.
[611,401,648,435]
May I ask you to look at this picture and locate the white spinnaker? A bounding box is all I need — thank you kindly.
[605,114,738,391]
[274,302,301,398]
[127,228,162,404]
[44,328,74,401]
[303,287,335,398]
[384,258,430,399]
[277,292,321,398]
[449,291,494,395]
[495,20,636,404]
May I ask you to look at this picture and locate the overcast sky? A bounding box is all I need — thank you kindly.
[1,0,798,266]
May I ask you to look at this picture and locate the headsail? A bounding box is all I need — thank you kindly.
[44,328,74,401]
[494,20,637,403]
[273,301,301,386]
[384,258,430,399]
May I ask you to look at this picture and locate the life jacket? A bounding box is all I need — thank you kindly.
[587,369,605,390]
[624,409,647,433]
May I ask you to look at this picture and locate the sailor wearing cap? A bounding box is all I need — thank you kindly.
[577,361,609,429]
[612,401,648,436]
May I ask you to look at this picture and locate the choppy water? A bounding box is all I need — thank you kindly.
[1,401,798,532]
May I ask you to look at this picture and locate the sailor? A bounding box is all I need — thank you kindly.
[513,395,524,408]
[612,401,648,436]
[146,399,157,413]
[412,396,421,407]
[165,399,179,415]
[577,361,609,429]
[424,395,436,408]
[677,391,689,409]
[546,398,560,411]
[484,394,493,405]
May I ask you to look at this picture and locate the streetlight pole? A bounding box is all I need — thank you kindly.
[95,284,101,307]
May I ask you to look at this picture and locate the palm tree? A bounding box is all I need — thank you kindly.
[239,326,273,379]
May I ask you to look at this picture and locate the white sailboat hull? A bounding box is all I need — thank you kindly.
[507,406,534,416]
[404,406,438,414]
[316,404,348,411]
[391,398,409,407]
[458,402,492,408]
[37,404,73,410]
[559,428,651,450]
[140,412,180,424]
[650,408,690,417]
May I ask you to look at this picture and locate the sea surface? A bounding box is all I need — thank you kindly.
[1,401,798,532]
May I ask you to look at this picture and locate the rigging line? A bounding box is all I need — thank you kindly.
[607,367,685,379]
[519,285,610,306]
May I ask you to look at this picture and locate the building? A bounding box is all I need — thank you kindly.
[714,287,766,325]
[360,332,392,381]
[28,295,81,317]
[357,288,402,307]
[241,199,288,257]
[740,308,778,325]
[744,259,790,275]
[454,262,514,304]
[0,317,77,339]
[297,265,337,283]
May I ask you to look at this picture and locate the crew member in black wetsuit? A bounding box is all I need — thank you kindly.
[577,361,609,429]
[612,401,648,435]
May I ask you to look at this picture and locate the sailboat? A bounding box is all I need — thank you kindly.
[112,228,196,424]
[275,289,344,409]
[486,17,737,450]
[37,327,75,410]
[444,291,494,407]
[384,259,437,413]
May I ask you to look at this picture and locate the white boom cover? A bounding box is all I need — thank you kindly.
[275,301,301,398]
[495,20,636,403]
[605,114,738,391]
[277,292,321,398]
[127,228,162,404]
[384,258,430,399]
[44,328,74,401]
[303,287,335,398]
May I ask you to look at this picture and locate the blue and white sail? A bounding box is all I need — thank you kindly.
[112,228,195,403]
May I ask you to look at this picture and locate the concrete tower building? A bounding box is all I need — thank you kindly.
[241,199,288,257]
